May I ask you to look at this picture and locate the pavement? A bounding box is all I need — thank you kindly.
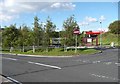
[1,48,119,83]
[0,75,12,83]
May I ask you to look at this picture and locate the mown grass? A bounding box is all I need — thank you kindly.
[2,48,100,56]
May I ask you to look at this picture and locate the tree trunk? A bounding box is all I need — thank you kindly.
[33,45,35,53]
[46,47,48,52]
[20,49,22,52]
[10,47,12,52]
[64,44,67,52]
[10,47,13,52]
[23,46,24,52]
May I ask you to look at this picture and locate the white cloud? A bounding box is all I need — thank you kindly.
[0,11,19,22]
[52,2,76,10]
[0,13,13,22]
[4,0,15,7]
[43,2,76,12]
[104,28,109,32]
[51,3,61,8]
[85,16,97,23]
[99,15,106,21]
[1,1,49,21]
[98,28,108,32]
[79,21,89,26]
[1,1,76,22]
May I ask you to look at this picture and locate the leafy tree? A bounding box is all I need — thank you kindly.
[78,31,84,46]
[2,24,19,52]
[32,16,43,52]
[15,26,23,52]
[21,25,30,52]
[33,16,42,46]
[45,16,56,38]
[62,15,79,46]
[50,31,59,38]
[0,31,2,49]
[42,16,56,52]
[108,20,120,34]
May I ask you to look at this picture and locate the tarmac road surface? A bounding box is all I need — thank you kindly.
[1,48,119,82]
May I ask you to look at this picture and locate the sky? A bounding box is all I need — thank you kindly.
[0,0,119,32]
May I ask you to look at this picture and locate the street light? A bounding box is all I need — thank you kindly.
[100,21,102,53]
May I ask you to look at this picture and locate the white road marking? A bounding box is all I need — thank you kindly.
[90,73,118,81]
[104,62,112,65]
[101,75,106,78]
[3,57,18,61]
[76,59,82,62]
[115,63,120,66]
[83,60,87,63]
[92,61,98,63]
[6,77,22,84]
[97,61,101,63]
[28,61,61,69]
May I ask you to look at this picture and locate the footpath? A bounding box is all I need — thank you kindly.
[0,75,12,83]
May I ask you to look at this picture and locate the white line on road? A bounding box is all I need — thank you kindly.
[115,63,120,66]
[92,61,99,64]
[1,74,22,84]
[104,62,112,65]
[28,61,61,69]
[90,73,118,81]
[6,76,22,84]
[2,57,18,61]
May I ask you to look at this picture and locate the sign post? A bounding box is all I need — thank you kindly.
[73,28,80,53]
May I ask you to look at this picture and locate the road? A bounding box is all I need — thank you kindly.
[1,48,119,83]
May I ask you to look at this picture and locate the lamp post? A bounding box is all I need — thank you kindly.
[100,21,102,52]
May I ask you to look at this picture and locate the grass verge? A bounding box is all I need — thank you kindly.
[2,48,100,56]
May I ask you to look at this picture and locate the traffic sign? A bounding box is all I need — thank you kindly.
[73,28,80,35]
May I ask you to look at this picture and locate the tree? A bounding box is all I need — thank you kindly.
[21,25,30,52]
[108,20,120,34]
[15,26,23,52]
[33,16,42,46]
[42,16,56,52]
[78,31,84,46]
[16,25,34,52]
[32,16,43,53]
[2,24,19,52]
[62,15,79,46]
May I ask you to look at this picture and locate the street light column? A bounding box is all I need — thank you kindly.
[100,22,102,47]
[100,21,102,52]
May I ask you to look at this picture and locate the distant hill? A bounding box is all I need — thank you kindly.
[100,32,119,46]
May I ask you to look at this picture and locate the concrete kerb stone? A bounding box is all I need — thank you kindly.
[0,75,12,83]
[2,50,102,58]
[2,53,74,58]
[17,54,74,58]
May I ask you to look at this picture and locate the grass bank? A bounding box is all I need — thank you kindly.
[99,32,119,46]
